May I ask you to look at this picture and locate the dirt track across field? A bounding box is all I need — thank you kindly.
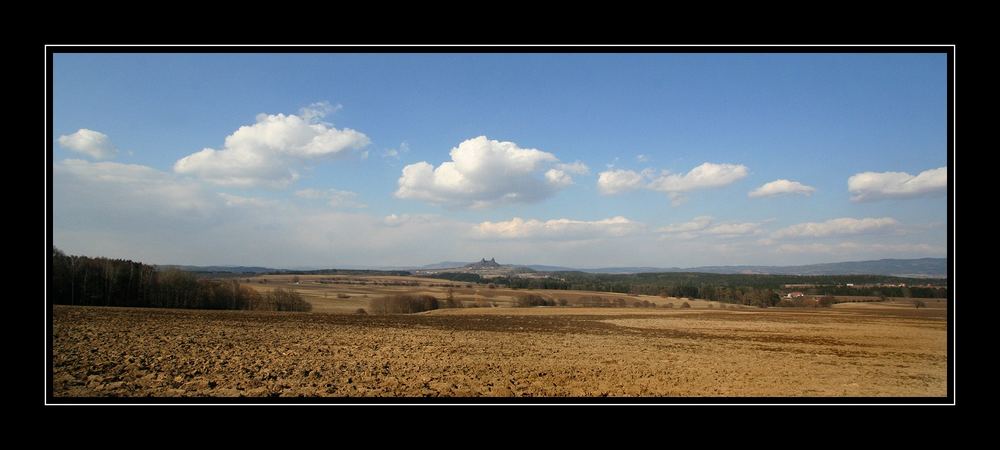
[52,303,947,398]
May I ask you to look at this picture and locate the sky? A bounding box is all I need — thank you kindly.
[51,52,948,269]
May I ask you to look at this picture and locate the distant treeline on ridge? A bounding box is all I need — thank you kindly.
[424,271,947,304]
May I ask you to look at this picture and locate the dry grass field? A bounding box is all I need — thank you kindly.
[51,275,947,398]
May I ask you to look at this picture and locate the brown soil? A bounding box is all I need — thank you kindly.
[52,304,947,398]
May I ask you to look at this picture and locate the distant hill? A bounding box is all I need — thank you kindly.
[419,261,474,270]
[156,265,278,274]
[523,264,577,272]
[525,258,945,278]
[680,258,947,278]
[160,258,946,278]
[463,258,502,270]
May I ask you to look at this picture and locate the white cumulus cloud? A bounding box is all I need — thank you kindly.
[848,167,947,202]
[174,102,370,188]
[647,162,748,193]
[598,162,748,205]
[58,129,119,160]
[394,136,577,209]
[473,216,642,240]
[748,179,815,198]
[772,217,899,239]
[597,169,646,195]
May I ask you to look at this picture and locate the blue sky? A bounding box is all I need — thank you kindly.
[52,52,948,268]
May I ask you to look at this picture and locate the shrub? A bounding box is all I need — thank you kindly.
[817,296,836,308]
[913,299,927,309]
[706,303,714,309]
[514,294,554,307]
[354,308,367,315]
[368,294,440,314]
[681,302,691,309]
[663,302,674,309]
[337,293,351,299]
[263,288,312,312]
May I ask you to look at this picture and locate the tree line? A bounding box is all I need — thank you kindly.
[810,285,946,298]
[50,249,310,311]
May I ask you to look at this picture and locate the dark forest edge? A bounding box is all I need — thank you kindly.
[50,249,310,312]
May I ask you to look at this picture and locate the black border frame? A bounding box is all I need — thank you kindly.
[44,44,956,406]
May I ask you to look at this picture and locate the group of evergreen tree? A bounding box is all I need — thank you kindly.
[50,248,310,311]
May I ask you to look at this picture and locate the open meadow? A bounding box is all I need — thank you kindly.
[51,274,947,398]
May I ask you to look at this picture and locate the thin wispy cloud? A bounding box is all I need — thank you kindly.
[658,216,761,239]
[295,188,366,208]
[772,217,898,239]
[473,216,642,240]
[382,141,410,162]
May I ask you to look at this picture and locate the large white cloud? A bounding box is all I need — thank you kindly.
[748,179,815,198]
[772,217,898,239]
[394,136,579,208]
[473,216,642,240]
[173,102,370,188]
[848,167,947,202]
[597,169,646,195]
[58,129,119,160]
